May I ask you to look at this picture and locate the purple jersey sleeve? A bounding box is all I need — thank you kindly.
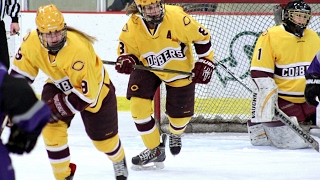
[306,51,320,75]
[13,101,51,133]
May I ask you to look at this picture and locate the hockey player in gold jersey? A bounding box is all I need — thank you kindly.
[114,0,215,169]
[10,4,128,180]
[248,0,320,149]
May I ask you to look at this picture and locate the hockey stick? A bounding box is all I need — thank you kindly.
[215,59,320,152]
[102,60,194,77]
[0,116,9,137]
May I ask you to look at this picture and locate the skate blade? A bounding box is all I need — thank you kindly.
[131,162,164,171]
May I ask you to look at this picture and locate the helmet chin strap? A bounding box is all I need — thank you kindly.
[283,22,305,38]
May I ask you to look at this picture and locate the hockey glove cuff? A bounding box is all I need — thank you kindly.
[192,58,215,84]
[47,93,74,122]
[115,54,138,74]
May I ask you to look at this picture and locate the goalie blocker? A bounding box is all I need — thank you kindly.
[248,77,309,149]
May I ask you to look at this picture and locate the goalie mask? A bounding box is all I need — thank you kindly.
[35,4,67,53]
[282,0,311,38]
[134,0,165,24]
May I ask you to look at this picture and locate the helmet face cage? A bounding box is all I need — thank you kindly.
[135,0,165,24]
[287,9,311,28]
[37,25,67,53]
[282,1,311,37]
[35,4,67,53]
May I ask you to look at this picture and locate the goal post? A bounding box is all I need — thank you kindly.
[155,0,320,133]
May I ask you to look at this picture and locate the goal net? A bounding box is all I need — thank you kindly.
[155,0,320,133]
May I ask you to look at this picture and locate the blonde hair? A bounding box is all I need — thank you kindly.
[126,2,139,15]
[67,26,97,43]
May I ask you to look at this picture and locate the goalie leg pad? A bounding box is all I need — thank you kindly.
[251,77,278,123]
[247,120,271,146]
[263,119,309,149]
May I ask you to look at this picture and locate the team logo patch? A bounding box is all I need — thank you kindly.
[72,60,85,71]
[23,32,31,41]
[183,16,191,26]
[122,23,129,32]
[131,84,139,91]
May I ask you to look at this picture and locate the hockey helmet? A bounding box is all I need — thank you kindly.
[35,4,67,53]
[134,0,165,24]
[282,0,311,37]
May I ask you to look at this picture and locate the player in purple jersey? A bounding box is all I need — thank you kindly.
[0,62,51,180]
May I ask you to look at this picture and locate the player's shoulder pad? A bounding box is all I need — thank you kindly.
[165,5,191,26]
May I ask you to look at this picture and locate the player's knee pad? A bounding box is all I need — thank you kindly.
[42,121,68,147]
[247,120,271,146]
[130,97,153,120]
[168,116,190,134]
[92,134,125,162]
[263,120,309,149]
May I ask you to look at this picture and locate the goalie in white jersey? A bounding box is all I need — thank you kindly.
[248,0,320,149]
[114,0,215,169]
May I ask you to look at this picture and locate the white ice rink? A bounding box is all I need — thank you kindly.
[1,66,320,180]
[2,111,320,180]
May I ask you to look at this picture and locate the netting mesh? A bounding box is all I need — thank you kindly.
[158,3,320,133]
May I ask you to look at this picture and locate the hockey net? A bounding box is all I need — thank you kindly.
[155,0,320,133]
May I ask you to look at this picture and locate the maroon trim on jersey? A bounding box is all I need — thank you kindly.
[134,117,156,132]
[250,70,273,78]
[67,92,90,111]
[194,41,211,56]
[105,140,122,156]
[47,147,70,160]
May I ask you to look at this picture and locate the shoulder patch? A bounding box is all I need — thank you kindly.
[183,16,191,26]
[122,23,129,32]
[23,32,31,41]
[72,60,85,71]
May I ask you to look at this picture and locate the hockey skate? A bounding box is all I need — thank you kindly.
[65,163,76,180]
[169,133,182,155]
[113,157,128,180]
[131,134,167,170]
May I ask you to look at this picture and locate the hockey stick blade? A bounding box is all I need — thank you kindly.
[102,60,194,77]
[275,108,319,152]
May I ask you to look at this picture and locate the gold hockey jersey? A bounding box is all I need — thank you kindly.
[251,25,320,103]
[118,5,214,84]
[11,30,110,113]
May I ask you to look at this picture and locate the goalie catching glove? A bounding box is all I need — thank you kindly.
[192,58,215,84]
[47,93,74,122]
[115,54,139,74]
[304,74,320,106]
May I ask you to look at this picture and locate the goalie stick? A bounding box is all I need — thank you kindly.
[102,60,194,77]
[214,59,320,152]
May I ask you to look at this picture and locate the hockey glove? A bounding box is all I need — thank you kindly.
[47,93,74,122]
[192,58,215,84]
[115,54,138,74]
[305,74,320,106]
[6,124,40,154]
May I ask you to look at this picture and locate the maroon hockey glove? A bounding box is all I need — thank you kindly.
[115,54,138,74]
[47,93,74,122]
[192,58,215,84]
